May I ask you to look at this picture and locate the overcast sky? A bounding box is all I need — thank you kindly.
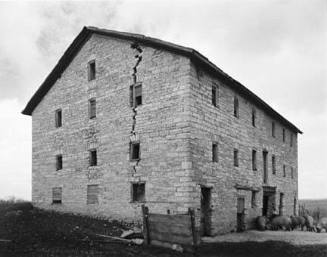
[0,0,326,200]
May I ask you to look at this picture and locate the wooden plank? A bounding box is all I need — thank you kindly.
[150,231,193,245]
[148,213,191,227]
[149,226,191,240]
[189,208,198,246]
[142,205,150,245]
[149,221,192,236]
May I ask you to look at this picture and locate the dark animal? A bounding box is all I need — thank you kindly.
[304,215,316,232]
[270,215,292,231]
[317,217,327,233]
[256,216,267,231]
[290,216,305,230]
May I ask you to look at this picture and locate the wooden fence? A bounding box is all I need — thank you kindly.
[142,205,198,252]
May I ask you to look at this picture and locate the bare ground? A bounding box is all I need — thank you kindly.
[202,230,327,245]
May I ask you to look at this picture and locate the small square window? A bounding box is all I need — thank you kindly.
[89,98,96,119]
[88,60,96,81]
[272,155,276,175]
[87,184,99,204]
[252,150,257,171]
[212,143,218,162]
[89,149,97,166]
[56,155,63,171]
[212,85,218,107]
[130,142,140,161]
[130,84,142,107]
[233,96,239,118]
[234,149,239,167]
[132,183,145,202]
[252,108,256,127]
[272,122,275,138]
[55,109,62,128]
[52,187,62,204]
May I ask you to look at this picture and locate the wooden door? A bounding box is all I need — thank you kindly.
[237,197,245,232]
[200,187,211,236]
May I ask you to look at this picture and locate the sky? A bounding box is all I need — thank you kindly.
[0,0,326,200]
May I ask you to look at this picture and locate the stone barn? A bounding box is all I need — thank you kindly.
[22,27,302,236]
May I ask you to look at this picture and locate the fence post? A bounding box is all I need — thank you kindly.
[142,204,150,245]
[188,208,198,248]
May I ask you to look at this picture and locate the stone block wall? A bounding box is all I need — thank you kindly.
[31,33,299,235]
[187,63,298,235]
[32,34,193,221]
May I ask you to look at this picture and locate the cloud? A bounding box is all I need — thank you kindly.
[0,1,121,102]
[0,0,326,199]
[0,99,31,200]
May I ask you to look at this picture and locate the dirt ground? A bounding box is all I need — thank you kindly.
[202,230,327,245]
[1,202,326,257]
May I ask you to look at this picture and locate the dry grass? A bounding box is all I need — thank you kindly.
[1,200,327,257]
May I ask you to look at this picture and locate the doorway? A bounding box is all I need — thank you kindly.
[262,186,276,218]
[237,196,245,232]
[200,187,212,236]
[262,195,269,216]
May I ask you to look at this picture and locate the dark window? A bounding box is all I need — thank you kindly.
[251,191,257,208]
[234,149,239,167]
[233,96,239,118]
[291,167,294,179]
[283,128,286,143]
[272,122,275,137]
[252,108,256,127]
[132,183,145,202]
[212,143,218,162]
[89,149,97,166]
[55,109,62,128]
[283,165,286,177]
[52,187,62,204]
[252,150,257,171]
[130,83,142,107]
[56,155,63,171]
[88,60,96,81]
[263,151,268,184]
[130,142,140,161]
[290,133,293,147]
[272,155,276,175]
[279,193,284,215]
[212,85,218,107]
[87,185,99,204]
[89,98,96,119]
[294,197,297,215]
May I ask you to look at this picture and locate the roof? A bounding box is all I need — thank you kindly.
[22,26,302,134]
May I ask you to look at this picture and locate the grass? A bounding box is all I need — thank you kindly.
[299,198,327,218]
[0,200,326,257]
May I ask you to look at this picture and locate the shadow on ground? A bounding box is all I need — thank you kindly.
[199,240,327,257]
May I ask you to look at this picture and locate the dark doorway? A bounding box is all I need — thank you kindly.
[237,197,245,232]
[200,187,211,236]
[262,186,276,218]
[263,151,268,183]
[262,195,269,216]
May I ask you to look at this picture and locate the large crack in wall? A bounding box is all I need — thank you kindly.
[130,42,143,174]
